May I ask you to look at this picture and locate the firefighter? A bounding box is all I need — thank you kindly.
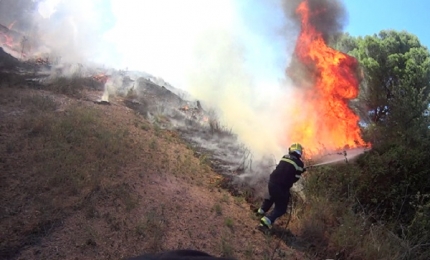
[257,143,305,229]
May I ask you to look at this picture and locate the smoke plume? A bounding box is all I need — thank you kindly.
[284,0,348,88]
[0,0,358,166]
[183,1,302,160]
[0,0,36,31]
[282,0,347,42]
[0,0,113,65]
[186,29,290,158]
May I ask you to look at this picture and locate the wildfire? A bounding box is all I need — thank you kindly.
[285,0,368,156]
[0,33,14,48]
[92,73,109,84]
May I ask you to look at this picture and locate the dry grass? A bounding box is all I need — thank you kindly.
[0,72,28,88]
[0,65,420,260]
[283,163,430,260]
[135,206,168,254]
[220,233,234,258]
[0,83,311,260]
[0,92,140,259]
[206,108,234,137]
[292,194,404,260]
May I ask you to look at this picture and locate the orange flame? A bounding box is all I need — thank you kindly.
[0,32,14,48]
[284,0,369,156]
[92,73,109,84]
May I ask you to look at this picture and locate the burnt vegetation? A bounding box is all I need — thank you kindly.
[1,27,430,260]
[1,47,300,260]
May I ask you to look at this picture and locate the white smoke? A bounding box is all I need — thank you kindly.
[1,0,302,159]
[186,29,294,157]
[102,0,237,88]
[11,0,107,64]
[184,0,299,158]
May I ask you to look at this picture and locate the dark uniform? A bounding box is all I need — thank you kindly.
[259,152,305,226]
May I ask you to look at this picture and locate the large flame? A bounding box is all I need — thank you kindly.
[284,0,368,156]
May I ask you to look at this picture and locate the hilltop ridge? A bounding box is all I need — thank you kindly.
[0,48,309,260]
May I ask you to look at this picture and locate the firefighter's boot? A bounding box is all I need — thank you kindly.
[256,208,265,217]
[259,216,272,229]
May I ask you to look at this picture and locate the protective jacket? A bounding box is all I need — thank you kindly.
[269,154,305,190]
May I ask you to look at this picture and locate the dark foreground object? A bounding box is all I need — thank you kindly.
[126,250,237,260]
[94,100,111,105]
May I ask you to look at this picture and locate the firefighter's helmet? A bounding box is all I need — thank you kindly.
[288,143,303,157]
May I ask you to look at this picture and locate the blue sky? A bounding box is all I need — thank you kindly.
[31,0,430,89]
[24,0,429,155]
[230,0,430,90]
[343,0,430,48]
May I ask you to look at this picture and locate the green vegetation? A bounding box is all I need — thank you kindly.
[297,30,430,259]
[224,217,234,229]
[220,234,234,258]
[2,25,429,260]
[214,203,223,216]
[135,207,168,253]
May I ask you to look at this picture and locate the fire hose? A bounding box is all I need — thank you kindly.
[267,151,349,259]
[305,150,349,170]
[260,150,350,171]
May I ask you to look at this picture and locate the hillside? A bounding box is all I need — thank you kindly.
[0,49,311,260]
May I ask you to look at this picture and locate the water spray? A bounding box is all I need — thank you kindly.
[305,147,369,170]
[306,158,347,169]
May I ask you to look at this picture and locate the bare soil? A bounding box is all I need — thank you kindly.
[0,47,315,259]
[0,85,310,260]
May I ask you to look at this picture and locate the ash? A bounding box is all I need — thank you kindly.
[0,46,273,202]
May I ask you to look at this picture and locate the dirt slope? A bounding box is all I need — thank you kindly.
[0,83,310,260]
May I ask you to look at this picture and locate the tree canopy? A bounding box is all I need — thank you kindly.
[334,31,430,141]
[319,30,430,254]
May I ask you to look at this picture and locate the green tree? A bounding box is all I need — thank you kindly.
[329,30,430,235]
[334,31,430,143]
